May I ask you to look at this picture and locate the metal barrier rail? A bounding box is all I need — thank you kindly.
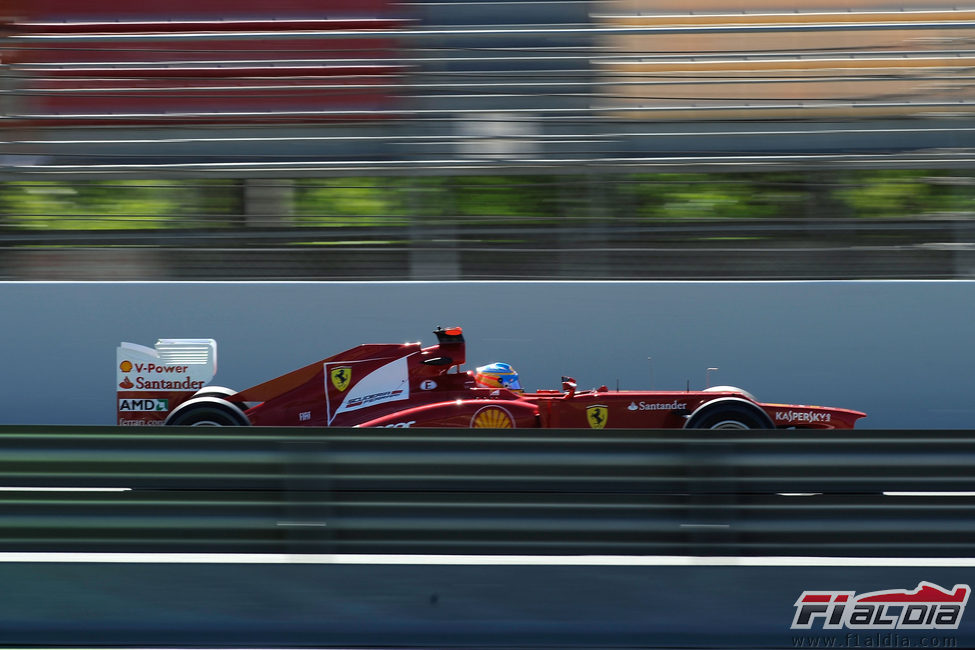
[1,426,974,556]
[2,216,971,280]
[0,216,963,245]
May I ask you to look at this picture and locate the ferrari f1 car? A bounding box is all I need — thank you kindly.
[116,327,865,429]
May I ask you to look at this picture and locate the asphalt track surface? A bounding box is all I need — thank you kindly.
[0,485,972,649]
[0,550,971,648]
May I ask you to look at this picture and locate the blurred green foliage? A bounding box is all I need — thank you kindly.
[295,178,409,226]
[0,179,241,229]
[617,173,803,219]
[0,171,971,230]
[835,170,965,218]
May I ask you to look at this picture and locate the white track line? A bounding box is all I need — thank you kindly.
[0,487,131,492]
[0,553,972,566]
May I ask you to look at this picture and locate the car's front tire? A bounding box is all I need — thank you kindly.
[685,400,773,429]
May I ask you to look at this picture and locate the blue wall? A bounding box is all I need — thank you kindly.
[3,280,972,428]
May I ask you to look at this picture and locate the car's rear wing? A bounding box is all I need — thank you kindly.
[116,339,217,425]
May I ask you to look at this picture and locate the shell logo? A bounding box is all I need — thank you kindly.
[471,406,514,428]
[120,360,133,372]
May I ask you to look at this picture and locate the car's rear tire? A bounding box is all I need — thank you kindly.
[192,386,248,411]
[685,401,772,430]
[164,396,250,426]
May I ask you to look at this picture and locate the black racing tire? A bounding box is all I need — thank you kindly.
[193,386,236,399]
[685,400,773,430]
[164,396,250,427]
[192,386,248,411]
[704,385,758,402]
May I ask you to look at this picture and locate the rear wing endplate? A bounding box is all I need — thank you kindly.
[116,339,217,425]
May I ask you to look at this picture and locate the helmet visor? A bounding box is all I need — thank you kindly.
[500,375,522,391]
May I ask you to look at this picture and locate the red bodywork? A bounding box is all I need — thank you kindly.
[150,327,864,429]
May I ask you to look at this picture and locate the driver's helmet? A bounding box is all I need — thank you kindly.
[475,362,522,393]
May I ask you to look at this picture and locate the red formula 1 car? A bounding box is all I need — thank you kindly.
[116,327,865,429]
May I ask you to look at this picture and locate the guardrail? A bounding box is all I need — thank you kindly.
[3,217,973,279]
[2,426,975,556]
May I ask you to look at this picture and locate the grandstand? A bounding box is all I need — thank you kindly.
[1,1,974,279]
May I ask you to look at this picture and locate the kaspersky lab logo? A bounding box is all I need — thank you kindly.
[791,582,970,630]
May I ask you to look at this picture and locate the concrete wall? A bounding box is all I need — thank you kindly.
[3,280,973,429]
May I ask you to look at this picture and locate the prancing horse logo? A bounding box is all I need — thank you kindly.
[330,366,351,392]
[586,405,608,429]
